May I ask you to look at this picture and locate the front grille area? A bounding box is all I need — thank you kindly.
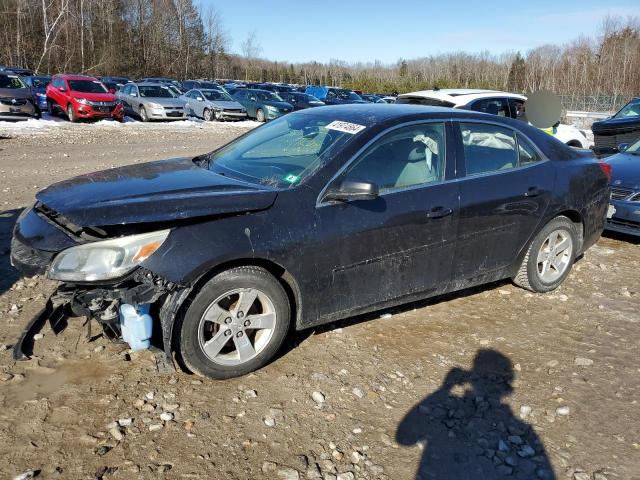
[611,187,635,200]
[0,98,28,106]
[594,128,640,152]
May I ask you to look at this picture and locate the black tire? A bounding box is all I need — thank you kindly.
[47,99,56,116]
[67,103,77,122]
[513,216,578,293]
[178,266,290,379]
[256,108,265,122]
[203,108,213,121]
[139,106,149,122]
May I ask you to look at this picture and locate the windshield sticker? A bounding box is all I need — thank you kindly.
[283,174,300,184]
[325,120,366,135]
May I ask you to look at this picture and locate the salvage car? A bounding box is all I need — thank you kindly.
[10,104,610,379]
[0,73,38,121]
[591,97,640,157]
[182,88,247,121]
[604,139,640,236]
[278,92,325,111]
[396,89,591,149]
[22,75,51,112]
[305,86,367,105]
[117,82,187,121]
[46,74,124,122]
[232,88,293,122]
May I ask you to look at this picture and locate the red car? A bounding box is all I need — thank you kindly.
[46,74,124,122]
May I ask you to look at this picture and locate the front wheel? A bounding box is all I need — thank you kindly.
[203,108,213,121]
[178,266,290,379]
[139,106,149,122]
[513,216,578,293]
[67,104,77,122]
[256,108,265,122]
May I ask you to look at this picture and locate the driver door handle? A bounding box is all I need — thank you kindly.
[426,206,453,219]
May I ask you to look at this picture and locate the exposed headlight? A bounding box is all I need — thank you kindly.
[48,230,170,282]
[76,98,90,105]
[265,105,278,112]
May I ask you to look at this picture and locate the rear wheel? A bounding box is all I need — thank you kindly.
[66,104,77,122]
[513,216,578,293]
[256,108,265,122]
[178,266,290,379]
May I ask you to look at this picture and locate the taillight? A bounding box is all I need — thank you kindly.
[598,161,612,180]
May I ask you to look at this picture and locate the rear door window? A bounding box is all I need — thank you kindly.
[460,122,518,175]
[517,133,542,165]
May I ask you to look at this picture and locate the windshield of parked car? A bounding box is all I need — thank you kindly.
[28,76,50,88]
[336,89,362,101]
[627,139,640,154]
[255,91,284,102]
[199,82,219,89]
[203,90,233,101]
[68,80,108,93]
[613,100,640,119]
[0,75,26,89]
[139,85,177,98]
[206,113,365,187]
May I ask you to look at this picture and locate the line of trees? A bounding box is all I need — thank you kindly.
[1,1,638,109]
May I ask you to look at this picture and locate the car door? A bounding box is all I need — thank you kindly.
[183,90,195,117]
[313,121,459,319]
[452,120,555,280]
[246,91,259,117]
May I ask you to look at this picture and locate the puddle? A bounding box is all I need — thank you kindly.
[1,360,112,405]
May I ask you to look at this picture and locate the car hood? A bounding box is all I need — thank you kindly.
[592,116,640,132]
[208,100,245,110]
[606,153,640,189]
[0,87,32,99]
[71,92,117,102]
[143,97,185,108]
[35,157,277,228]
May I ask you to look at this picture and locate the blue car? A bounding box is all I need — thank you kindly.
[592,97,640,157]
[305,86,367,105]
[232,88,293,122]
[606,140,640,237]
[22,75,51,111]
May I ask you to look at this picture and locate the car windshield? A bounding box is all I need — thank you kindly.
[206,113,365,187]
[139,85,177,98]
[29,76,50,88]
[0,75,26,89]
[627,139,640,154]
[613,101,640,119]
[200,82,219,89]
[203,90,233,101]
[256,91,283,102]
[336,89,362,101]
[68,80,108,93]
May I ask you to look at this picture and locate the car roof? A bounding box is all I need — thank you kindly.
[134,82,169,87]
[398,89,526,105]
[54,74,99,81]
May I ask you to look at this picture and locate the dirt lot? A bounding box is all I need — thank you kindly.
[0,120,638,480]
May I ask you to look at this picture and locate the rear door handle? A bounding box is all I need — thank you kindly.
[426,206,453,219]
[525,186,542,197]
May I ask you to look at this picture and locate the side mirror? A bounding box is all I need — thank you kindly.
[618,143,630,152]
[197,97,203,101]
[59,87,67,92]
[324,180,379,202]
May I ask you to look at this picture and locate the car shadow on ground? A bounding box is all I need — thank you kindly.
[0,208,22,296]
[395,349,557,480]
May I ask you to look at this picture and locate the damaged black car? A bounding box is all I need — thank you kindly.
[11,105,610,379]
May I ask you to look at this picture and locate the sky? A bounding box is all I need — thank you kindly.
[202,0,639,64]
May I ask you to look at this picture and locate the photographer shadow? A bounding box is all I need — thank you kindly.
[396,350,556,480]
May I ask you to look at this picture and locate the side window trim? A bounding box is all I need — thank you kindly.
[453,119,549,179]
[317,119,452,207]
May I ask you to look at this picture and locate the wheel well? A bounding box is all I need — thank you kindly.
[566,140,582,148]
[555,210,584,251]
[184,258,300,330]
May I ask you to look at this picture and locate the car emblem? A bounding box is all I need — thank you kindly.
[11,98,17,105]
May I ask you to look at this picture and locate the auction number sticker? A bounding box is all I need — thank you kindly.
[325,120,366,134]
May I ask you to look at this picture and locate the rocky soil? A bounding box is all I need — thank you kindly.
[0,120,638,480]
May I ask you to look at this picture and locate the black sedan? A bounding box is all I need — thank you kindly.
[10,105,610,379]
[278,91,325,110]
[592,97,640,157]
[605,139,640,236]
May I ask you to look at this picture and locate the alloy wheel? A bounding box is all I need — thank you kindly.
[536,229,573,283]
[203,108,212,121]
[197,288,277,366]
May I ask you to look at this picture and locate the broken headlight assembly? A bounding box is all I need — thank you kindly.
[47,230,170,282]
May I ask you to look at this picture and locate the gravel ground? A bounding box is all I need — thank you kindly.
[0,120,638,480]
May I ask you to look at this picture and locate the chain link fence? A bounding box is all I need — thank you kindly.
[559,94,633,114]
